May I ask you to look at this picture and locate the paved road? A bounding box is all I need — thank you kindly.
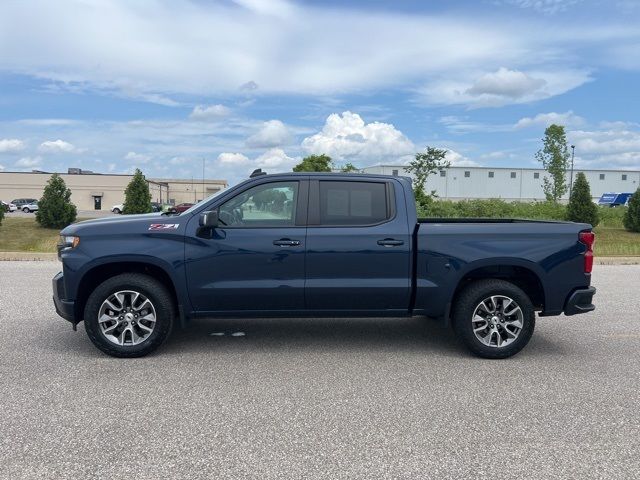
[0,262,638,479]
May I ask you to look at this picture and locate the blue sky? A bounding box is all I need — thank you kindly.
[1,0,640,184]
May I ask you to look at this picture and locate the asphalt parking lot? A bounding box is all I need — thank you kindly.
[0,262,638,479]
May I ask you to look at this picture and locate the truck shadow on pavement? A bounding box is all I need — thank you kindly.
[45,316,566,359]
[163,317,463,356]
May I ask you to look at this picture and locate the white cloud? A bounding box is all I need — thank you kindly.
[446,150,480,167]
[570,128,640,155]
[0,0,628,101]
[246,120,291,148]
[567,124,640,169]
[217,152,250,165]
[467,68,546,98]
[515,111,585,129]
[254,148,297,169]
[189,104,231,121]
[302,112,414,163]
[124,151,151,163]
[38,139,82,153]
[420,68,591,108]
[499,0,584,15]
[0,164,4,171]
[0,139,26,153]
[16,156,42,168]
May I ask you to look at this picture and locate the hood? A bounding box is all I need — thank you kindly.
[61,212,183,235]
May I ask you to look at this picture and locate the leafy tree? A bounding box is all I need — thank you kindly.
[340,163,360,173]
[536,124,570,202]
[566,172,599,227]
[293,154,332,172]
[123,169,152,214]
[406,146,450,210]
[35,173,77,229]
[623,188,640,232]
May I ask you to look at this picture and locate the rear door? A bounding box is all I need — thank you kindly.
[304,178,411,313]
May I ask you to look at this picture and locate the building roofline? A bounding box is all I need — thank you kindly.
[0,171,228,183]
[361,165,640,173]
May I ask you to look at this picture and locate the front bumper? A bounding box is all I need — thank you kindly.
[564,286,596,316]
[52,272,76,323]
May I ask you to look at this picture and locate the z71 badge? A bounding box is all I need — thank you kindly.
[148,224,179,231]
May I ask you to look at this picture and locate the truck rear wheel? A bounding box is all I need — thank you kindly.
[452,279,535,359]
[84,273,175,358]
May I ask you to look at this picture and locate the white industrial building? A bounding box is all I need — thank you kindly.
[361,165,640,202]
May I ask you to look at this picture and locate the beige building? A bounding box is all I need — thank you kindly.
[0,170,227,211]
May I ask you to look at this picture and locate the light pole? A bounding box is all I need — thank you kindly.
[569,144,575,200]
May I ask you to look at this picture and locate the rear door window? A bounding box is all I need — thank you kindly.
[318,181,389,226]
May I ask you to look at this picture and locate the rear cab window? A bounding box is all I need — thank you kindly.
[312,180,393,226]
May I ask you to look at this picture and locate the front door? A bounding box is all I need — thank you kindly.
[305,179,411,313]
[93,196,102,210]
[185,180,308,314]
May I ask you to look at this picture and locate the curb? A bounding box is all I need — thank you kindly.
[595,256,640,265]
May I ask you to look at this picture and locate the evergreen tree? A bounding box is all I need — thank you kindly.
[293,154,332,172]
[566,172,599,227]
[623,188,640,232]
[36,173,77,229]
[123,169,152,214]
[535,124,570,202]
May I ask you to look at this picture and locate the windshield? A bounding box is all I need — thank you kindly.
[180,188,227,215]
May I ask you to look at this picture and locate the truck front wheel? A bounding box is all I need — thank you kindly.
[83,273,175,358]
[452,279,535,359]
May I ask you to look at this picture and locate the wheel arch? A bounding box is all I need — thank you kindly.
[74,260,180,322]
[446,259,546,322]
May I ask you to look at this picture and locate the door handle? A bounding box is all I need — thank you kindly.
[273,239,301,247]
[377,238,404,247]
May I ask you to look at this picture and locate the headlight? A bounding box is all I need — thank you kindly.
[58,235,80,250]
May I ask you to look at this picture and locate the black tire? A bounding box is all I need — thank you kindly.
[84,273,175,358]
[452,279,535,359]
[23,207,30,213]
[113,208,121,214]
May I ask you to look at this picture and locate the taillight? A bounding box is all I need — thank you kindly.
[579,231,595,273]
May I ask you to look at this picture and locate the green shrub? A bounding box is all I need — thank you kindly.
[598,205,626,228]
[36,173,78,229]
[123,169,152,214]
[0,201,4,226]
[623,188,640,232]
[566,172,599,226]
[419,198,567,221]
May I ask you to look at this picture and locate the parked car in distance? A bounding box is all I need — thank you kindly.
[21,201,38,213]
[114,203,172,214]
[173,202,194,213]
[53,172,596,359]
[1,200,17,212]
[11,198,38,210]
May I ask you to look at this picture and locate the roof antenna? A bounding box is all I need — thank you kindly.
[250,168,267,178]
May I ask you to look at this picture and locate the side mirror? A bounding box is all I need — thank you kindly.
[199,210,219,228]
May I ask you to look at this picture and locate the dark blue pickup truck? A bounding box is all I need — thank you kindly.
[53,172,596,359]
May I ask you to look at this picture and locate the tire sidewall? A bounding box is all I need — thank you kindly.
[84,274,174,357]
[453,280,535,359]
